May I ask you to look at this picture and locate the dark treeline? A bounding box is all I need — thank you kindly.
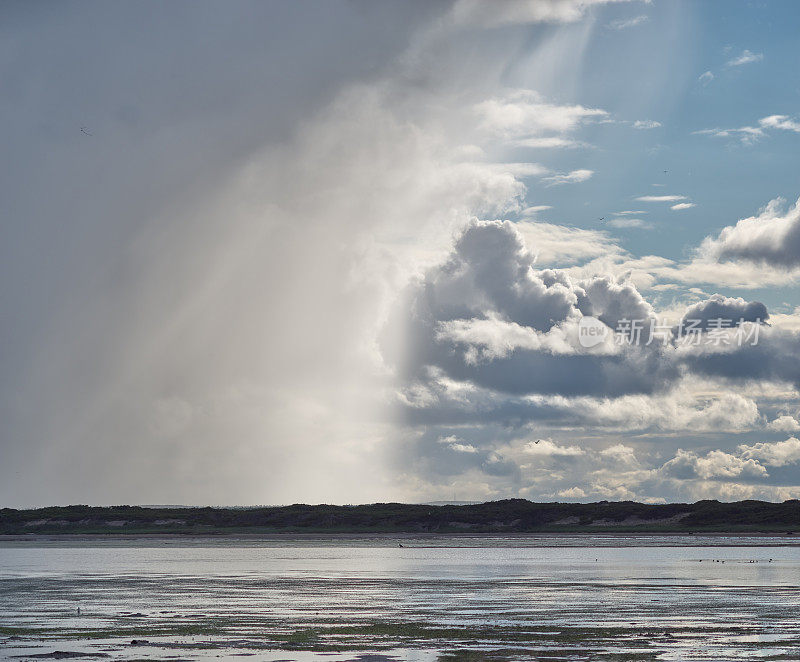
[2,499,800,534]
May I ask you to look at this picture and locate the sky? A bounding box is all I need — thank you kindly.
[2,0,800,507]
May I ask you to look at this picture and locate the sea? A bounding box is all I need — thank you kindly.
[1,534,799,660]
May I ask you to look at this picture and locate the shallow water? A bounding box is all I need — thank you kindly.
[1,535,799,660]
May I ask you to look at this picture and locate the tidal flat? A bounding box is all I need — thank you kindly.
[1,535,799,661]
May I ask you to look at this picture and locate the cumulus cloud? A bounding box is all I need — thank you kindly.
[390,220,681,403]
[423,220,578,332]
[400,375,762,434]
[524,438,586,456]
[556,486,587,498]
[397,390,794,502]
[678,294,768,332]
[438,436,479,453]
[680,326,800,389]
[700,197,800,268]
[391,218,800,434]
[435,315,574,363]
[767,415,800,433]
[598,194,800,288]
[726,49,763,67]
[738,437,800,467]
[601,443,639,466]
[575,274,656,332]
[574,391,761,433]
[660,449,768,480]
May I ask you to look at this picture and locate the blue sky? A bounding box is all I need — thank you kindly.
[2,0,800,507]
[500,0,800,308]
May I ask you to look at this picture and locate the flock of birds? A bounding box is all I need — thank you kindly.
[701,558,773,563]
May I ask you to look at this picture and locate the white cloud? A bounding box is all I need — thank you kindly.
[517,136,588,148]
[661,448,767,480]
[694,126,765,144]
[738,437,800,467]
[543,168,594,185]
[520,205,552,216]
[698,71,714,86]
[699,196,800,268]
[515,221,625,265]
[759,115,800,133]
[435,315,576,362]
[607,217,651,229]
[450,0,641,28]
[671,202,695,210]
[601,443,639,466]
[438,435,479,453]
[767,415,800,433]
[493,162,551,177]
[633,119,661,129]
[476,90,607,138]
[696,115,800,145]
[568,391,761,433]
[636,195,687,202]
[524,439,586,456]
[607,14,649,30]
[556,486,587,498]
[726,49,763,67]
[621,253,800,289]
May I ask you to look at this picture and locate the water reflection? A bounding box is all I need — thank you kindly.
[1,536,799,660]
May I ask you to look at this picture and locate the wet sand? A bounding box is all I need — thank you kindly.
[2,536,800,660]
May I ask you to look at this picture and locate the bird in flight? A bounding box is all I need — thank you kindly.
[80,127,93,136]
[534,439,542,444]
[598,217,604,221]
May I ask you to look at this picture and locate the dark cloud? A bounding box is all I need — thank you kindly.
[391,220,679,402]
[390,220,800,466]
[424,220,577,331]
[0,0,442,506]
[679,294,768,332]
[701,197,800,268]
[682,329,800,389]
[576,275,655,333]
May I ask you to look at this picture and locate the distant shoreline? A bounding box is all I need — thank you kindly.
[2,499,799,536]
[1,531,799,539]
